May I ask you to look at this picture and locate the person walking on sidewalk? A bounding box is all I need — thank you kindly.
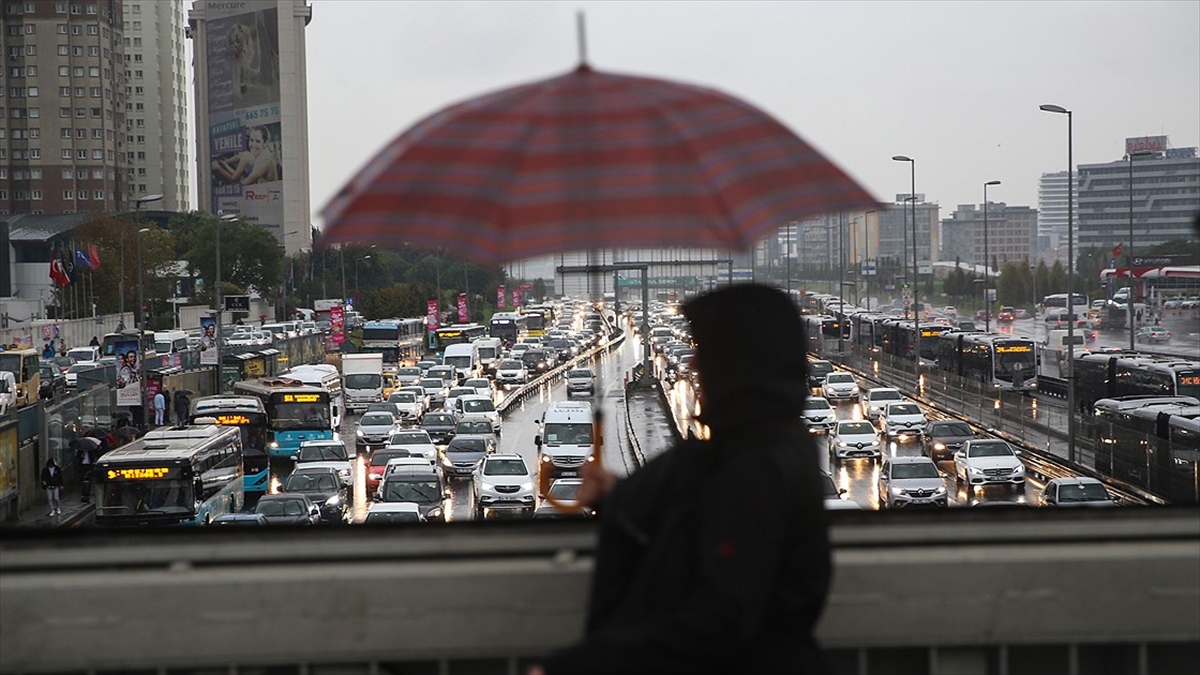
[40,458,64,517]
[153,390,166,426]
[174,389,191,427]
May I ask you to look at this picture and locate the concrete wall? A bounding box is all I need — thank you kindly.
[0,313,132,351]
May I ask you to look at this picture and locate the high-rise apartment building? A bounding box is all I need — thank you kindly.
[0,0,127,216]
[940,203,1036,268]
[1038,170,1075,263]
[122,0,188,211]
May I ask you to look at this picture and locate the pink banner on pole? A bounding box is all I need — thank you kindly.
[329,305,345,345]
[512,288,520,307]
[497,285,506,308]
[457,293,469,324]
[426,300,440,331]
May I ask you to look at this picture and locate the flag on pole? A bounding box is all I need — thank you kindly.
[88,243,101,269]
[63,243,77,285]
[49,249,71,286]
[1112,243,1122,258]
[75,246,95,271]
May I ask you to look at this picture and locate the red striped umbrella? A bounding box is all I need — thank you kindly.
[320,65,875,264]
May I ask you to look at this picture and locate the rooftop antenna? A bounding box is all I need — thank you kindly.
[576,10,588,67]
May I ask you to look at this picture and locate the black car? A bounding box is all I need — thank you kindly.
[280,467,348,524]
[520,348,551,374]
[807,360,834,390]
[253,493,321,526]
[375,468,448,523]
[38,363,68,400]
[421,412,458,445]
[922,420,976,461]
[440,434,495,479]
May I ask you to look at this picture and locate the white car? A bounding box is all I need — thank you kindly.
[384,429,439,465]
[495,359,528,386]
[444,386,477,415]
[819,471,862,510]
[419,378,450,408]
[801,397,837,433]
[879,402,927,440]
[472,453,536,517]
[462,377,494,400]
[828,420,882,463]
[953,439,1026,490]
[386,390,425,425]
[821,372,860,402]
[454,394,502,435]
[291,440,354,486]
[395,366,423,388]
[861,388,904,421]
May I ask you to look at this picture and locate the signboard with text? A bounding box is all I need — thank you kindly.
[426,300,439,331]
[1125,136,1168,154]
[497,285,506,308]
[457,293,469,324]
[329,305,345,346]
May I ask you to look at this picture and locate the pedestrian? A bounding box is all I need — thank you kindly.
[174,389,191,426]
[533,284,831,674]
[40,457,64,517]
[162,388,172,426]
[42,341,55,359]
[89,335,100,347]
[153,389,166,426]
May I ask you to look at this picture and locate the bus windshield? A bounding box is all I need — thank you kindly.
[268,402,331,430]
[97,480,194,517]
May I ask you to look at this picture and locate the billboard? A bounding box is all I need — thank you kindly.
[426,300,440,332]
[114,338,142,407]
[206,1,284,244]
[200,316,218,366]
[457,293,469,324]
[1125,136,1168,154]
[329,305,345,346]
[497,285,506,308]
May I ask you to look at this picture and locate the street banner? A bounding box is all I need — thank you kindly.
[426,300,439,331]
[457,293,469,324]
[329,305,345,345]
[497,285,506,308]
[200,316,218,365]
[114,338,142,407]
[512,288,521,307]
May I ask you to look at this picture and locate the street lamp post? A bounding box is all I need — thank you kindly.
[864,210,876,310]
[216,212,238,392]
[1040,103,1076,462]
[355,255,372,292]
[340,246,347,304]
[983,180,1001,332]
[893,155,920,388]
[136,226,150,416]
[131,194,163,328]
[1127,150,1154,350]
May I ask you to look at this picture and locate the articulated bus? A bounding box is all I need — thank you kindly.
[359,318,425,365]
[937,333,1038,390]
[92,424,243,526]
[189,395,270,501]
[489,312,528,345]
[850,313,891,353]
[1092,397,1200,504]
[1075,354,1200,413]
[0,348,40,407]
[231,378,334,458]
[879,320,952,362]
[433,324,487,353]
[802,315,851,355]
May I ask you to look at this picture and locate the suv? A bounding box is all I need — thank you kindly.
[878,456,947,508]
[566,368,596,396]
[801,397,837,433]
[495,359,528,386]
[861,388,904,422]
[953,439,1025,490]
[473,453,536,518]
[375,466,448,523]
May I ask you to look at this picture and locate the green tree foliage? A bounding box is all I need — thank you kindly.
[69,214,177,321]
[183,213,284,301]
[532,278,548,301]
[996,261,1032,308]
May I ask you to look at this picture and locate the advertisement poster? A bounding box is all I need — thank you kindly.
[200,316,218,366]
[497,285,506,309]
[427,300,440,331]
[114,338,142,407]
[457,294,469,324]
[511,288,521,307]
[329,306,345,346]
[0,426,17,502]
[206,1,285,244]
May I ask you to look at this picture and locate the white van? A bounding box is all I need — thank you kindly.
[153,330,190,354]
[474,337,503,375]
[535,401,595,481]
[442,342,481,382]
[66,346,101,365]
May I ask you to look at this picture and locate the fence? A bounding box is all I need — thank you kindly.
[1,313,132,353]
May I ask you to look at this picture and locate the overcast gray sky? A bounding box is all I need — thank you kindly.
[302,0,1199,231]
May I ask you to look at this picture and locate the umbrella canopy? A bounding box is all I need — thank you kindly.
[321,65,875,265]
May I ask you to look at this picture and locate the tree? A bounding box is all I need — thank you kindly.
[996,261,1031,308]
[69,213,178,322]
[184,214,284,303]
[532,278,548,301]
[1035,261,1050,304]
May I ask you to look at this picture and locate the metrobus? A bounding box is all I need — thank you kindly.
[1075,354,1200,413]
[936,333,1038,390]
[0,348,40,407]
[879,320,951,362]
[489,312,528,345]
[285,364,345,429]
[521,306,554,338]
[92,424,243,526]
[802,315,851,355]
[359,318,425,364]
[231,378,334,458]
[189,395,271,501]
[1091,397,1200,503]
[433,323,487,353]
[850,313,891,353]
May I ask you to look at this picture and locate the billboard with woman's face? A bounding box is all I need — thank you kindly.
[114,339,141,407]
[200,317,218,366]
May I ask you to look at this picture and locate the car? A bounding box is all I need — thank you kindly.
[444,386,477,415]
[211,513,270,526]
[473,453,536,518]
[455,419,496,442]
[942,306,957,317]
[1013,308,1031,320]
[280,466,349,524]
[1039,476,1115,507]
[439,434,496,480]
[38,363,68,400]
[975,310,994,321]
[878,456,948,508]
[520,348,551,375]
[453,394,502,435]
[418,377,450,408]
[1135,326,1172,344]
[395,366,423,388]
[290,439,353,485]
[566,368,596,396]
[954,319,978,331]
[64,362,94,389]
[953,438,1025,490]
[420,412,458,445]
[354,411,398,449]
[382,456,441,482]
[819,471,862,510]
[861,388,904,421]
[828,420,882,463]
[365,447,416,496]
[807,360,834,391]
[820,372,859,402]
[997,307,1016,322]
[386,390,425,424]
[253,493,321,526]
[415,360,439,375]
[462,377,494,400]
[495,359,528,386]
[800,396,837,433]
[427,365,459,387]
[922,420,976,461]
[383,428,439,466]
[532,478,594,519]
[879,401,927,440]
[363,502,424,524]
[375,466,448,523]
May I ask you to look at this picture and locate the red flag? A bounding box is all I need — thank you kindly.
[49,249,71,286]
[88,243,101,269]
[1112,243,1122,258]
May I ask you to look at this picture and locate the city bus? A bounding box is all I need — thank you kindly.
[101,330,156,359]
[1041,293,1089,321]
[802,315,851,355]
[936,333,1038,390]
[189,395,271,502]
[879,320,953,362]
[488,312,528,345]
[285,364,345,430]
[1091,397,1200,503]
[521,306,554,338]
[433,323,487,353]
[0,348,40,407]
[359,318,425,365]
[92,424,243,526]
[1075,354,1200,413]
[231,378,334,458]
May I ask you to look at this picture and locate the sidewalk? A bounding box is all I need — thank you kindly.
[16,477,94,528]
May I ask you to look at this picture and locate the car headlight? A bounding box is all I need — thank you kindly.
[268,441,279,449]
[368,472,382,481]
[520,481,534,492]
[890,487,905,496]
[838,441,849,448]
[934,442,946,450]
[935,486,947,495]
[356,429,364,437]
[427,507,442,519]
[1013,465,1025,474]
[541,455,551,463]
[969,465,986,474]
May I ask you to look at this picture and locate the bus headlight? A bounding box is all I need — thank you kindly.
[268,441,279,449]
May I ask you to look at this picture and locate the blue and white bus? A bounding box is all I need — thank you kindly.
[189,395,271,501]
[232,378,334,458]
[92,424,243,526]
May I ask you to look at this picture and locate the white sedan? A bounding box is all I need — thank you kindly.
[880,402,927,440]
[821,372,860,402]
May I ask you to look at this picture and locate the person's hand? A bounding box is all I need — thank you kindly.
[574,457,616,508]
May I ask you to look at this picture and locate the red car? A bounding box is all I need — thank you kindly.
[997,307,1016,322]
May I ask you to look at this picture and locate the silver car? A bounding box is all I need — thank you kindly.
[828,420,882,463]
[878,456,947,508]
[1039,476,1115,507]
[801,397,837,433]
[862,388,904,421]
[472,453,536,517]
[954,439,1025,490]
[566,368,596,396]
[355,411,397,448]
[821,372,860,402]
[880,402,927,440]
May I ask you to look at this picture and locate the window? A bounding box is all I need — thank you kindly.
[75,128,84,138]
[24,23,33,33]
[86,3,96,15]
[135,103,143,111]
[58,45,70,56]
[59,86,70,96]
[136,135,144,143]
[88,25,98,35]
[29,148,39,158]
[56,2,66,12]
[92,168,102,179]
[6,47,19,58]
[134,86,143,94]
[135,118,143,127]
[90,87,100,97]
[75,107,85,117]
[30,168,40,178]
[25,65,34,76]
[91,128,101,138]
[136,151,145,160]
[63,190,74,199]
[133,54,142,62]
[137,167,145,175]
[88,46,99,56]
[6,25,18,36]
[78,191,88,200]
[8,66,20,77]
[74,87,83,97]
[71,24,80,35]
[88,67,99,77]
[28,127,37,138]
[62,169,73,179]
[93,190,103,200]
[27,86,36,97]
[32,190,41,200]
[76,149,86,159]
[27,106,37,117]
[58,66,69,76]
[57,23,67,33]
[72,67,83,77]
[132,21,140,30]
[25,45,35,56]
[0,129,4,138]
[92,149,102,159]
[90,107,100,118]
[61,149,72,159]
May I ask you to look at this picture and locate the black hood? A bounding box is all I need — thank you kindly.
[683,283,809,436]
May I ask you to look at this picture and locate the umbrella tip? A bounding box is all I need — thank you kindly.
[576,9,588,68]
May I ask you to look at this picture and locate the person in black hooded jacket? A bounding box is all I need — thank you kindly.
[536,283,831,675]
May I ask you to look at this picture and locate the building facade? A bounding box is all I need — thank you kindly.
[940,202,1036,268]
[0,0,128,216]
[1077,140,1199,253]
[1037,170,1075,263]
[188,0,312,257]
